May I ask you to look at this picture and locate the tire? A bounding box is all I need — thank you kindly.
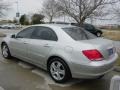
[1,43,12,59]
[48,58,71,83]
[97,75,104,79]
[96,32,102,37]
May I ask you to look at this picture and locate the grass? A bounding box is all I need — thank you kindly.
[116,55,120,66]
[103,30,120,41]
[101,30,120,66]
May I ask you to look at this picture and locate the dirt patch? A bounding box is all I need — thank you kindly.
[103,30,120,41]
[0,32,6,37]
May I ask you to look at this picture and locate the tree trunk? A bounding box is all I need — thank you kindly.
[49,16,53,22]
[77,21,84,27]
[79,22,84,26]
[79,17,86,26]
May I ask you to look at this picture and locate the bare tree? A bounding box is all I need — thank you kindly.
[57,0,118,25]
[42,0,62,22]
[112,1,120,22]
[0,0,10,17]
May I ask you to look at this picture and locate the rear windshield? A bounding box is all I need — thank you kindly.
[62,27,97,41]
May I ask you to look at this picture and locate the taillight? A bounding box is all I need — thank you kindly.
[82,49,103,61]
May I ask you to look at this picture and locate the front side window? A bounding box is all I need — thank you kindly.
[31,26,58,41]
[16,27,35,38]
[63,27,96,41]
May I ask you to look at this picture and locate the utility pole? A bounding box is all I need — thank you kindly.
[63,12,66,22]
[16,0,20,24]
[90,16,94,25]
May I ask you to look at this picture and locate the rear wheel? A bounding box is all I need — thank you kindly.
[1,43,12,59]
[96,32,102,37]
[48,58,71,83]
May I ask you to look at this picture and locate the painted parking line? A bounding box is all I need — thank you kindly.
[17,61,83,87]
[0,86,4,90]
[32,69,82,87]
[18,62,34,69]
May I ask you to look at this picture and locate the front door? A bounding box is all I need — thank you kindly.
[9,26,35,60]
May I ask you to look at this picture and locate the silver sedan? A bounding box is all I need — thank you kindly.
[1,24,118,83]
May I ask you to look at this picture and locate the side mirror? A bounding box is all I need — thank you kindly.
[11,34,16,38]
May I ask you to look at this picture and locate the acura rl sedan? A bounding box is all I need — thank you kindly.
[1,24,118,83]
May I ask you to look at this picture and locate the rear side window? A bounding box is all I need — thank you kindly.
[31,26,58,41]
[63,27,96,41]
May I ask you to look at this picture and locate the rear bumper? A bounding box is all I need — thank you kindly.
[70,53,118,79]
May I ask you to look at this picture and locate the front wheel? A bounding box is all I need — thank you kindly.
[48,58,71,83]
[1,43,12,59]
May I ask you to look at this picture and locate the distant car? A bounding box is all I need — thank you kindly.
[1,25,8,29]
[1,24,16,29]
[71,23,103,37]
[1,24,118,83]
[82,24,103,37]
[49,22,70,25]
[8,24,16,29]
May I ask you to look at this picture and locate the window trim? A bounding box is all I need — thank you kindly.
[31,26,58,41]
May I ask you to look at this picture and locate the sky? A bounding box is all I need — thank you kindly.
[1,0,119,25]
[3,0,44,19]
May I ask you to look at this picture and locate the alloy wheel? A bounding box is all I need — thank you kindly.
[2,45,9,58]
[50,61,65,81]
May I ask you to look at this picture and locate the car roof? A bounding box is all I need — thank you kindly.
[32,24,77,29]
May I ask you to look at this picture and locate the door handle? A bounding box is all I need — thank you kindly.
[23,42,28,44]
[43,44,51,47]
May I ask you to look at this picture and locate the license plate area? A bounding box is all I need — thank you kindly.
[108,48,114,56]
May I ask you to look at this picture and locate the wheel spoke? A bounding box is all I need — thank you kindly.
[51,63,57,70]
[56,73,61,80]
[51,67,56,74]
[57,62,62,68]
[58,70,65,75]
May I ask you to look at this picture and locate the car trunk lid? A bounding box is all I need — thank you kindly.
[80,38,115,60]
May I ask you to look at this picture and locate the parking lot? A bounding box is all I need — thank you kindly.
[0,29,120,90]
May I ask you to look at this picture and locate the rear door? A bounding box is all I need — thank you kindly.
[27,26,58,67]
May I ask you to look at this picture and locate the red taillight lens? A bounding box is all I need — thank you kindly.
[82,49,103,61]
